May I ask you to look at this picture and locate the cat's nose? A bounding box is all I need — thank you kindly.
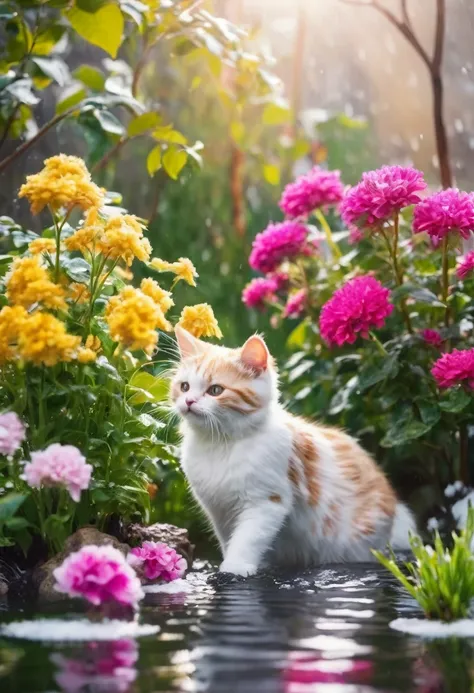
[185,397,197,408]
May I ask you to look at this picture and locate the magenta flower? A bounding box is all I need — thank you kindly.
[242,277,278,310]
[341,165,426,228]
[23,443,92,502]
[53,545,144,607]
[0,412,25,457]
[269,271,289,291]
[279,166,344,218]
[284,289,307,318]
[457,250,474,280]
[421,329,443,348]
[431,348,474,389]
[413,189,474,247]
[348,225,364,245]
[127,541,187,582]
[249,221,308,273]
[320,276,394,347]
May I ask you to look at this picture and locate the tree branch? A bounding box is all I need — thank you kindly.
[433,0,445,73]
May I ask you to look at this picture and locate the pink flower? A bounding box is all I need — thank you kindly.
[127,541,187,582]
[413,189,474,247]
[421,329,443,348]
[320,275,393,346]
[284,289,307,318]
[23,443,92,502]
[341,165,426,228]
[348,225,364,245]
[457,250,474,280]
[0,412,25,457]
[279,166,344,218]
[431,348,474,389]
[242,277,278,310]
[284,654,373,687]
[269,271,289,291]
[249,221,308,273]
[53,545,144,607]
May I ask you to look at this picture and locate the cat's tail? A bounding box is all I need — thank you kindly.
[390,502,416,550]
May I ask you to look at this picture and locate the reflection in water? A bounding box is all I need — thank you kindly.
[415,639,474,693]
[51,639,138,693]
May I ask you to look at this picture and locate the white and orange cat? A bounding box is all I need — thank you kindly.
[171,326,415,576]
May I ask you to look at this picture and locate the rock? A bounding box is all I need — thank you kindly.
[34,527,129,602]
[0,578,8,596]
[124,522,194,568]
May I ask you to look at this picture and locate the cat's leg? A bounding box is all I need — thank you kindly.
[219,501,288,576]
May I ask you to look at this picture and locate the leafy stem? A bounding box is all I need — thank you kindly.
[441,235,450,327]
[314,208,342,260]
[379,215,413,334]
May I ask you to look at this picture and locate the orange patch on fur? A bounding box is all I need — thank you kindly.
[288,459,300,488]
[289,423,320,506]
[269,494,282,503]
[323,501,339,537]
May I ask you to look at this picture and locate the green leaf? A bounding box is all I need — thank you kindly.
[0,494,26,523]
[5,517,30,530]
[127,112,161,137]
[5,77,39,106]
[74,64,105,90]
[417,400,441,427]
[31,56,70,87]
[439,388,471,413]
[230,121,245,142]
[146,145,162,176]
[286,319,308,349]
[358,355,399,392]
[67,4,124,58]
[152,127,187,145]
[392,284,445,307]
[33,25,66,55]
[129,372,169,403]
[61,257,91,283]
[381,420,432,448]
[162,146,187,180]
[56,84,86,114]
[263,163,280,186]
[262,101,291,126]
[92,108,124,135]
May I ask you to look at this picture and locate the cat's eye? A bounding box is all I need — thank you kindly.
[180,382,190,392]
[207,384,224,396]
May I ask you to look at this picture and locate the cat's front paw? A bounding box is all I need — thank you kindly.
[219,560,257,577]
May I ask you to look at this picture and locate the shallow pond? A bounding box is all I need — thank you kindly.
[0,561,472,692]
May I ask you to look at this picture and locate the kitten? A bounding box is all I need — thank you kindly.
[171,325,416,576]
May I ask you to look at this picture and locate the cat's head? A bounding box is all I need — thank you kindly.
[170,326,278,437]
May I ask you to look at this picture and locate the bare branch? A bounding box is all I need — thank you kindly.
[432,0,445,73]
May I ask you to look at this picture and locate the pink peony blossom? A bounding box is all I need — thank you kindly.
[23,443,92,502]
[249,221,308,273]
[421,329,443,348]
[0,412,25,457]
[279,166,344,218]
[457,250,474,280]
[242,277,278,310]
[127,541,187,582]
[413,189,474,247]
[431,348,474,389]
[284,289,307,318]
[53,545,144,607]
[348,225,364,245]
[320,275,394,347]
[341,165,426,228]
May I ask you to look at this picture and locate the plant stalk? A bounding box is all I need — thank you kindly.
[314,208,341,259]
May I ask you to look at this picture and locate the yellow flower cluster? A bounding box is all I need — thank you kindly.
[140,278,174,314]
[17,311,81,366]
[28,238,57,255]
[6,257,67,311]
[106,286,171,354]
[150,257,198,286]
[19,155,104,215]
[178,303,222,339]
[65,207,103,255]
[0,306,27,364]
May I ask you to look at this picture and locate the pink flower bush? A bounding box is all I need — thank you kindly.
[457,250,474,280]
[0,412,25,457]
[341,165,426,228]
[284,289,307,318]
[127,541,187,582]
[279,166,344,218]
[413,189,474,247]
[431,348,474,389]
[242,277,278,310]
[23,443,92,502]
[421,329,443,348]
[320,276,394,346]
[249,221,308,273]
[54,544,144,607]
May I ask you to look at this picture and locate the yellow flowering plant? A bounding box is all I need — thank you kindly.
[0,155,222,556]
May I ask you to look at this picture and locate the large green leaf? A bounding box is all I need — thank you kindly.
[358,355,399,392]
[67,4,124,58]
[31,56,70,87]
[128,372,169,404]
[0,494,27,523]
[74,64,106,91]
[439,388,471,413]
[162,146,187,180]
[128,112,161,137]
[381,420,432,448]
[92,108,125,136]
[392,284,445,307]
[146,145,162,176]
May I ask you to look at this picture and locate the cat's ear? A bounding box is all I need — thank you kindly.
[175,325,206,359]
[240,335,269,371]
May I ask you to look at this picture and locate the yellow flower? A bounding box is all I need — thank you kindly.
[17,311,81,366]
[106,286,171,354]
[140,278,174,314]
[6,256,67,311]
[0,305,27,364]
[65,207,103,255]
[97,215,152,266]
[85,334,101,352]
[69,283,90,305]
[28,238,58,255]
[77,347,97,363]
[18,154,104,215]
[115,266,134,282]
[150,257,198,286]
[177,303,222,339]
